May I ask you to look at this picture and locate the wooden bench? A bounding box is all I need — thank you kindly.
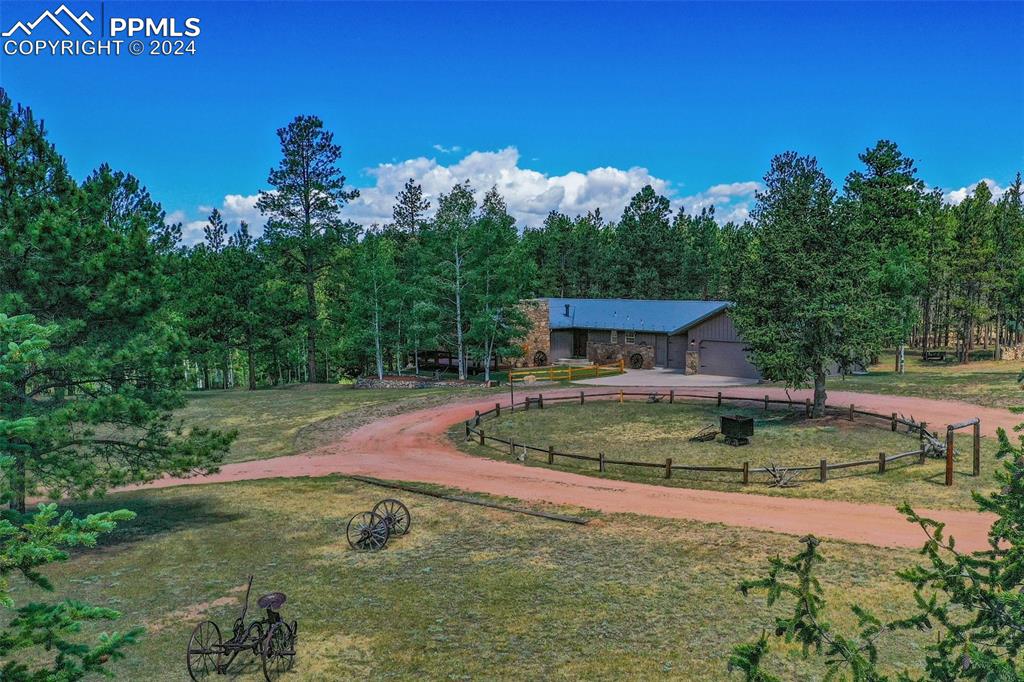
[922,350,946,362]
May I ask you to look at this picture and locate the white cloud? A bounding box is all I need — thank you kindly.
[941,178,1008,205]
[170,147,761,243]
[432,144,463,154]
[345,146,758,227]
[169,193,264,244]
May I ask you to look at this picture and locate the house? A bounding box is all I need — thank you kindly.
[518,298,761,379]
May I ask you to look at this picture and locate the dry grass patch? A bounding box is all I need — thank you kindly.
[452,399,1001,509]
[5,476,955,680]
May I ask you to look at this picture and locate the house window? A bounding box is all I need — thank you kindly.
[609,330,618,343]
[624,331,636,344]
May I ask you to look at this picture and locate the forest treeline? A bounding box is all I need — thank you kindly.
[176,121,1023,388]
[4,90,1023,394]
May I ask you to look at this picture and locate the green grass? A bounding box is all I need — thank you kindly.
[177,383,496,464]
[808,351,1024,408]
[452,400,1000,510]
[9,477,945,680]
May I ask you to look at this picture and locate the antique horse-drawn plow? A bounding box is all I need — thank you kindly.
[186,575,297,680]
[346,498,412,551]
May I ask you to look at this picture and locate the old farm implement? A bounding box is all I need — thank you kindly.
[186,575,297,681]
[346,498,412,551]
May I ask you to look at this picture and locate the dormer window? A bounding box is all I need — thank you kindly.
[625,331,636,344]
[609,330,618,343]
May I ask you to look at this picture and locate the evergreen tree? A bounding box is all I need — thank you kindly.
[843,140,928,373]
[949,182,996,362]
[0,93,233,512]
[731,152,887,417]
[612,185,675,298]
[257,115,359,382]
[465,187,533,381]
[392,178,430,234]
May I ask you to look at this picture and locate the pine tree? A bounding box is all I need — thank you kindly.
[465,187,533,381]
[843,140,928,373]
[731,152,888,417]
[0,92,233,512]
[257,115,359,382]
[392,178,430,234]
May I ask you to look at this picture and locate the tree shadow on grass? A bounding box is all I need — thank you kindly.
[61,495,246,551]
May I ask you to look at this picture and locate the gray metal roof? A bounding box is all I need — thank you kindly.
[544,298,732,335]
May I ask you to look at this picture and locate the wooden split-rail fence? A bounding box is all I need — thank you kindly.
[464,390,982,487]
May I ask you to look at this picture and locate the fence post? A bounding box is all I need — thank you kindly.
[878,452,886,474]
[669,389,674,404]
[945,426,955,486]
[580,390,585,405]
[849,403,855,421]
[496,402,501,417]
[919,421,927,443]
[891,412,897,432]
[539,393,544,409]
[665,458,672,479]
[548,445,554,465]
[524,397,530,411]
[619,389,623,404]
[599,452,605,472]
[805,398,812,418]
[764,394,769,412]
[973,420,981,476]
[474,410,480,426]
[479,429,485,446]
[742,461,749,485]
[568,366,573,382]
[717,391,722,408]
[819,459,827,483]
[465,422,470,437]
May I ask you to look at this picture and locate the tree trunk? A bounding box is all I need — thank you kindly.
[10,454,26,513]
[374,298,385,381]
[995,313,1003,361]
[202,364,210,391]
[304,258,319,383]
[247,342,257,391]
[454,268,466,381]
[896,344,905,374]
[812,370,827,419]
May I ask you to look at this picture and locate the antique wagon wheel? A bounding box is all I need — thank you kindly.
[372,498,411,536]
[346,511,390,551]
[629,353,644,369]
[260,621,296,681]
[186,620,223,680]
[532,350,547,366]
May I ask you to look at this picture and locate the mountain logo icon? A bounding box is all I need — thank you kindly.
[2,4,94,37]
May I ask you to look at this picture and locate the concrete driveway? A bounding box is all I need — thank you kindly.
[574,368,759,387]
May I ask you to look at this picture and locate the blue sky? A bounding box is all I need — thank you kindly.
[1,1,1022,240]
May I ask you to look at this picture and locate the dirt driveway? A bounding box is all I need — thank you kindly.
[132,386,1018,551]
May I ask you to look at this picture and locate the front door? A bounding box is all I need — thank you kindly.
[572,330,588,358]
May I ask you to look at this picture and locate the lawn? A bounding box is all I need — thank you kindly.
[12,476,946,681]
[807,351,1024,409]
[451,399,1001,510]
[177,383,496,464]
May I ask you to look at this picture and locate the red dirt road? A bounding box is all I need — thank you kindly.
[133,386,1017,551]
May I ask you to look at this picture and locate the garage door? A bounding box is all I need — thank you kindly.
[699,340,759,378]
